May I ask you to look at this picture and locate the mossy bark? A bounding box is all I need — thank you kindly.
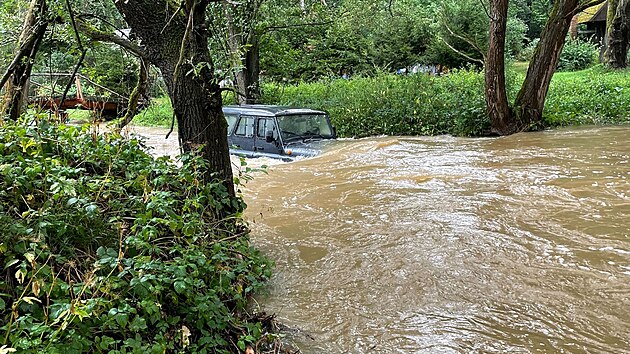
[606,0,630,68]
[115,0,235,197]
[1,0,48,120]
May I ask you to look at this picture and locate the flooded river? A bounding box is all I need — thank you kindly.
[132,125,630,353]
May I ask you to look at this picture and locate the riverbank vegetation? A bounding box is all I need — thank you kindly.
[0,118,276,353]
[132,65,630,137]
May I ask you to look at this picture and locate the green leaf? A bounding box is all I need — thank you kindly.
[129,316,148,332]
[85,204,98,214]
[4,259,19,269]
[174,281,186,294]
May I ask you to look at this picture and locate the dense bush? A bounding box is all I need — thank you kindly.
[261,70,491,137]
[0,119,273,353]
[557,38,599,72]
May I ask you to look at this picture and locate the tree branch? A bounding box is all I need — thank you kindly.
[77,20,148,59]
[571,0,607,18]
[443,20,486,60]
[116,58,149,129]
[261,19,335,33]
[440,37,484,65]
[59,0,86,113]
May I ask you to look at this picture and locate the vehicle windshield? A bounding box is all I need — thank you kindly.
[276,114,333,141]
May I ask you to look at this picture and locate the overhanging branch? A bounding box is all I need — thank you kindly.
[77,20,147,59]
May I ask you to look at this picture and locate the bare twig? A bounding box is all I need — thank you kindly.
[162,0,185,34]
[478,0,492,20]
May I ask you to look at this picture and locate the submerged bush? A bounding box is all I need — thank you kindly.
[0,119,272,353]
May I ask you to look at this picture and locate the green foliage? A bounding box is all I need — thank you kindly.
[544,66,630,126]
[261,70,490,137]
[0,119,273,353]
[260,0,433,82]
[557,37,599,72]
[0,0,25,68]
[132,96,175,127]
[427,0,488,68]
[510,0,552,41]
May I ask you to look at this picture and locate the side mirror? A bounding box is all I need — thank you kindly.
[265,130,275,143]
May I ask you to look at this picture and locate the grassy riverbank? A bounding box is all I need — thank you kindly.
[0,119,275,353]
[130,65,630,137]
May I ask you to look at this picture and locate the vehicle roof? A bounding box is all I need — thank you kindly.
[223,105,327,117]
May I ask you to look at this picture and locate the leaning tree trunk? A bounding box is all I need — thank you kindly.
[115,0,235,197]
[514,0,604,128]
[606,0,630,68]
[485,0,514,135]
[1,0,48,120]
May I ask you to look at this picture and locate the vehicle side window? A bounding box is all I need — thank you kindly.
[225,114,238,134]
[235,116,255,137]
[256,118,276,138]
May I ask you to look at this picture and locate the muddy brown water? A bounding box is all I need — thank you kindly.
[130,125,630,353]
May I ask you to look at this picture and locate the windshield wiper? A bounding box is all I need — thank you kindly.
[303,134,325,141]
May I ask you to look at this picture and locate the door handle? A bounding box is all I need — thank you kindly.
[257,147,264,151]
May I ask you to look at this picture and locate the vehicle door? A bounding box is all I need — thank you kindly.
[230,115,255,155]
[254,117,282,155]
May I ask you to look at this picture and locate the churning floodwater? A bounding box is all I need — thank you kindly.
[132,125,630,353]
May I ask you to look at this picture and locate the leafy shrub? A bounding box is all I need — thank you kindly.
[0,119,273,353]
[557,38,599,71]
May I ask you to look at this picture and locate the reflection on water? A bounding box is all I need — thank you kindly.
[136,124,630,353]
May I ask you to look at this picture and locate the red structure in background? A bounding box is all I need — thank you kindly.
[28,73,143,119]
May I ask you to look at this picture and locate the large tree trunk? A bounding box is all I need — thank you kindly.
[485,0,605,135]
[606,0,630,68]
[1,0,48,120]
[485,0,513,135]
[115,0,235,197]
[513,0,582,130]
